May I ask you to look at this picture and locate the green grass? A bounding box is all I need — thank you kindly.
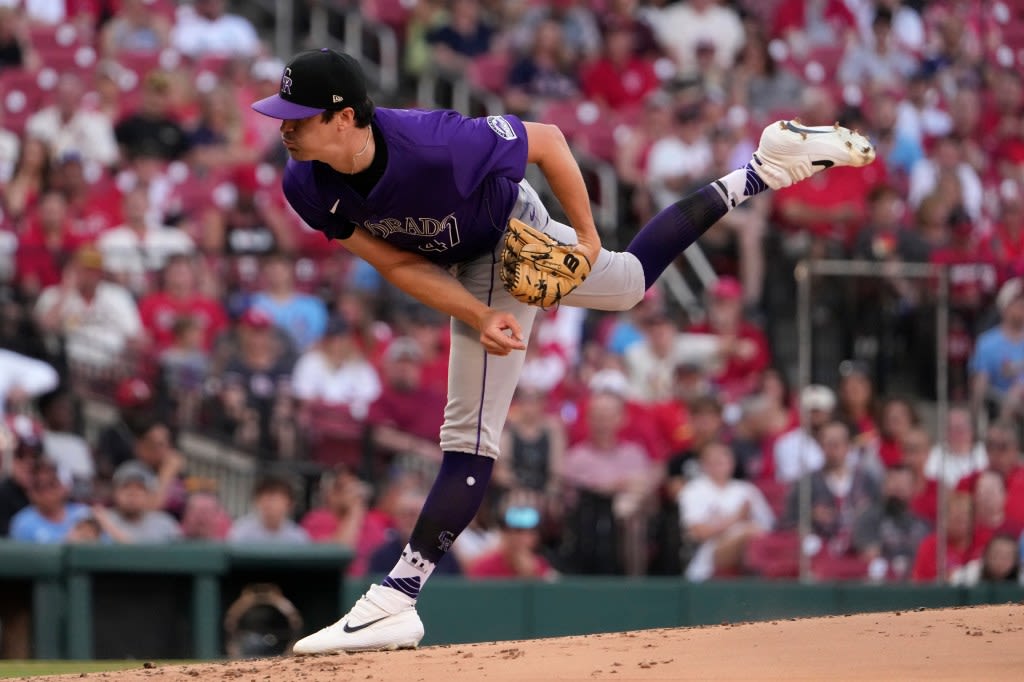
[0,661,199,679]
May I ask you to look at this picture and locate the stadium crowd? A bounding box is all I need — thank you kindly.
[1,0,1024,593]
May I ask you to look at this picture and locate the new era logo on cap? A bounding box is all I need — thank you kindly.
[333,95,343,103]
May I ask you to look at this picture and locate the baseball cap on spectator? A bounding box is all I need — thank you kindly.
[115,378,153,410]
[709,277,743,301]
[800,385,836,413]
[239,307,273,330]
[588,368,630,397]
[251,48,368,120]
[502,505,541,530]
[113,460,158,491]
[996,278,1024,313]
[75,245,104,270]
[385,337,423,363]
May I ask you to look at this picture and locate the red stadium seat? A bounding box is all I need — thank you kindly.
[303,401,367,470]
[811,553,869,581]
[27,23,85,51]
[744,530,801,578]
[0,70,48,134]
[755,479,791,519]
[467,52,513,94]
[363,0,413,35]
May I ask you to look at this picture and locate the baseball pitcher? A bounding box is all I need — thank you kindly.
[251,48,875,653]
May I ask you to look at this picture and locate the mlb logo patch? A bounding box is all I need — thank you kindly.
[487,115,517,141]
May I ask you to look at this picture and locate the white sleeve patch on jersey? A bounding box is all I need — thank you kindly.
[486,115,517,141]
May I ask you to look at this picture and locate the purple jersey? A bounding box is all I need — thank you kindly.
[282,108,529,265]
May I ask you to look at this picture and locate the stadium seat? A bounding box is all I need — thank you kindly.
[363,0,413,35]
[744,530,800,578]
[27,23,84,51]
[755,479,790,519]
[303,401,368,470]
[467,52,513,94]
[811,553,869,581]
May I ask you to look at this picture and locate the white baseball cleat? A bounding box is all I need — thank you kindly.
[292,584,424,655]
[751,119,876,190]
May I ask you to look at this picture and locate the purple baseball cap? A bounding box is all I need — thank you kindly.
[251,48,369,120]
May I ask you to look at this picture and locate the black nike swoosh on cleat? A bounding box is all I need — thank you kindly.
[811,159,835,169]
[342,616,389,633]
[784,121,835,135]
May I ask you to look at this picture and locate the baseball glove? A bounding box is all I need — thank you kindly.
[500,218,592,308]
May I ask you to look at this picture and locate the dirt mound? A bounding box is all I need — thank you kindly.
[50,604,1024,681]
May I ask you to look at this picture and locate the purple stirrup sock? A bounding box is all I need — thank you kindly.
[626,184,730,290]
[382,451,493,599]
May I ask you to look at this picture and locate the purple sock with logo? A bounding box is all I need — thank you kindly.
[382,451,493,600]
[626,184,730,289]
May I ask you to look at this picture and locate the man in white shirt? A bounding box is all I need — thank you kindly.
[33,246,143,368]
[170,0,260,58]
[97,186,194,295]
[26,74,119,168]
[291,316,381,419]
[679,442,774,581]
[772,385,834,484]
[645,105,713,212]
[653,0,745,75]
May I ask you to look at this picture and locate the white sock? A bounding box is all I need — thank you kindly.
[381,544,436,600]
[713,168,755,209]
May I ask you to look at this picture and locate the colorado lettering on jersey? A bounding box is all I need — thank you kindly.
[357,213,461,252]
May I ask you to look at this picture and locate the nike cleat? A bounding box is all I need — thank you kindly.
[751,119,876,190]
[292,584,424,654]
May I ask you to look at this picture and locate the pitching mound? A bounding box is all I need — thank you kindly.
[48,604,1023,681]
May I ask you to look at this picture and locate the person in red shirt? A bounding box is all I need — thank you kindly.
[687,277,770,401]
[984,181,1024,283]
[912,492,989,582]
[581,19,660,113]
[957,421,1024,529]
[771,0,858,47]
[467,501,554,579]
[835,360,880,453]
[14,191,89,300]
[928,208,999,315]
[138,254,227,352]
[49,154,123,241]
[901,426,939,525]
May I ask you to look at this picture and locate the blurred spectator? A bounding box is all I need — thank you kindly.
[925,407,987,488]
[468,499,554,579]
[645,104,712,211]
[560,392,660,575]
[158,317,210,426]
[301,466,371,547]
[369,488,461,575]
[838,7,917,88]
[624,311,687,402]
[366,337,443,477]
[185,88,254,170]
[51,151,124,239]
[987,181,1024,283]
[497,386,565,496]
[504,19,579,118]
[971,470,1020,537]
[783,421,880,552]
[26,74,118,167]
[912,493,986,583]
[730,31,804,119]
[0,416,44,535]
[97,187,195,294]
[581,19,659,112]
[0,6,36,72]
[598,0,660,59]
[0,349,58,417]
[961,534,1020,585]
[852,465,930,581]
[36,388,93,493]
[179,491,232,541]
[99,0,171,56]
[853,184,928,265]
[228,474,310,545]
[908,136,983,221]
[292,316,380,416]
[209,308,295,457]
[614,92,675,223]
[653,0,744,76]
[114,72,189,163]
[127,415,187,517]
[771,0,857,53]
[835,360,879,451]
[772,387,832,487]
[33,246,144,368]
[402,305,450,396]
[250,253,328,352]
[93,461,181,543]
[971,278,1024,421]
[170,0,260,59]
[864,91,925,178]
[93,377,155,480]
[14,191,86,300]
[679,442,773,581]
[513,0,602,64]
[901,426,939,525]
[731,392,793,482]
[3,137,50,224]
[9,459,88,543]
[965,422,1024,529]
[665,395,724,493]
[688,277,771,400]
[877,396,919,468]
[427,0,494,75]
[139,255,227,353]
[451,487,501,568]
[200,183,297,256]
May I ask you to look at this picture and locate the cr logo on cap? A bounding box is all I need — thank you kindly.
[281,67,293,96]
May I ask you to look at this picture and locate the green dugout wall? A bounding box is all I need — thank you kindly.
[1,541,1022,660]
